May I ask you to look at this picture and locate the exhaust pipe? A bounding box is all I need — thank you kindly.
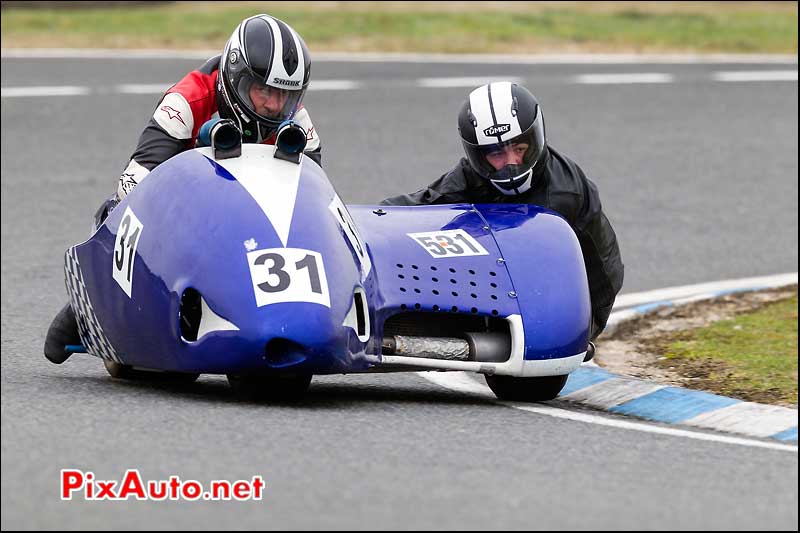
[382,332,510,363]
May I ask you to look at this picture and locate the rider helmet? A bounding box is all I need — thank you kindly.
[458,82,546,195]
[218,14,311,139]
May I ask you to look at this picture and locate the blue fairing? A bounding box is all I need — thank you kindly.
[70,146,373,374]
[65,144,590,377]
[349,204,591,360]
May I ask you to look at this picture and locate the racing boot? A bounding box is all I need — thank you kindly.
[44,303,81,364]
[583,341,596,362]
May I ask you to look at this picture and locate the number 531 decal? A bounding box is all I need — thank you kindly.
[247,248,330,308]
[112,206,144,298]
[407,229,488,258]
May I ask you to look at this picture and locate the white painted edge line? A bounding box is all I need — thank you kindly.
[574,73,673,84]
[116,83,171,94]
[309,80,361,91]
[2,49,798,64]
[614,272,797,309]
[417,76,523,88]
[0,86,90,97]
[713,70,798,82]
[420,371,797,452]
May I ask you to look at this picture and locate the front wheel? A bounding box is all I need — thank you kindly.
[484,374,568,402]
[227,373,312,401]
[103,360,199,384]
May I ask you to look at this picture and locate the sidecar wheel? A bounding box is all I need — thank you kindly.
[103,360,199,383]
[227,373,312,401]
[484,374,568,402]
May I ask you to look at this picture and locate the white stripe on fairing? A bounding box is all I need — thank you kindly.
[419,372,797,452]
[417,76,523,88]
[713,70,798,82]
[116,84,171,94]
[196,144,301,247]
[574,73,673,84]
[1,86,89,97]
[309,80,360,91]
[684,402,798,438]
[613,273,798,309]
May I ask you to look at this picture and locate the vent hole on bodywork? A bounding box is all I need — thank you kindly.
[470,281,477,287]
[430,266,438,271]
[396,263,404,268]
[413,275,420,281]
[400,287,407,293]
[180,288,202,342]
[414,288,421,294]
[414,303,421,310]
[471,293,478,298]
[411,264,419,270]
[433,305,440,311]
[432,277,439,282]
[492,310,499,316]
[491,295,498,300]
[265,338,307,367]
[469,269,476,275]
[354,291,367,336]
[450,279,457,284]
[398,274,405,279]
[490,271,497,277]
[452,291,459,297]
[471,307,478,314]
[490,282,498,288]
[451,306,458,312]
[449,268,457,273]
[432,289,440,295]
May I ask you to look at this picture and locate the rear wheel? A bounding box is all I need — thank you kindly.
[103,360,199,384]
[227,373,312,401]
[484,374,568,402]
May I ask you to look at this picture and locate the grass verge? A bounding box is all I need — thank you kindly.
[659,294,798,406]
[1,1,797,53]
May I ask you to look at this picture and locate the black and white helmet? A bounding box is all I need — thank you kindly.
[218,14,311,136]
[458,82,546,195]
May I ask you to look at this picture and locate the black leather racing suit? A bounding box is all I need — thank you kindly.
[381,145,624,338]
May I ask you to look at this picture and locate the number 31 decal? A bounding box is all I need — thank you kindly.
[407,229,488,258]
[112,206,144,298]
[247,248,330,308]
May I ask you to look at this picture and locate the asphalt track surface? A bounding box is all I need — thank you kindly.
[1,55,797,529]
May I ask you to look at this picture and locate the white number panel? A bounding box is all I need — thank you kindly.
[112,206,144,298]
[247,248,330,308]
[407,229,489,258]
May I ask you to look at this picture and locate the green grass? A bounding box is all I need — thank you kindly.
[1,2,797,53]
[662,295,798,405]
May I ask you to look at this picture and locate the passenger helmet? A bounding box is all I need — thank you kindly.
[218,14,311,136]
[458,82,546,195]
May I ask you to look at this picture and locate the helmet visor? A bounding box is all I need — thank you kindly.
[234,71,304,125]
[463,109,545,182]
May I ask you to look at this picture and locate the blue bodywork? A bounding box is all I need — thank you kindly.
[65,145,590,377]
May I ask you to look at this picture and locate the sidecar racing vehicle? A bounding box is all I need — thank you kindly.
[60,121,591,401]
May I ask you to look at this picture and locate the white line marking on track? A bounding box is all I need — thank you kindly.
[417,76,523,88]
[1,86,90,97]
[309,80,361,91]
[574,73,673,84]
[116,83,170,94]
[419,371,797,453]
[713,70,798,82]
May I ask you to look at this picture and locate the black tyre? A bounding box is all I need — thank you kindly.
[103,360,199,384]
[227,373,312,401]
[484,374,568,402]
